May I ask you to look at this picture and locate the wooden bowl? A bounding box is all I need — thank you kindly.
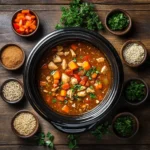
[112,112,139,139]
[123,78,149,105]
[0,43,25,70]
[105,9,132,35]
[11,110,39,138]
[11,9,39,37]
[0,78,24,104]
[121,40,147,67]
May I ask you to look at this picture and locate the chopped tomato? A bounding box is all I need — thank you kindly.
[71,44,78,51]
[62,83,70,90]
[80,76,88,86]
[62,105,69,113]
[83,55,91,61]
[85,81,90,87]
[65,69,73,76]
[74,74,81,82]
[54,79,59,84]
[40,81,47,86]
[56,95,65,101]
[13,23,19,29]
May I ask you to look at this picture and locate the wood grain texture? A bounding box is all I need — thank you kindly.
[0,1,150,150]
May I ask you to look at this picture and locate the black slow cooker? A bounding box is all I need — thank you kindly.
[24,28,124,133]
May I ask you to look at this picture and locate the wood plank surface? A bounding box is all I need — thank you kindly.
[0,1,150,150]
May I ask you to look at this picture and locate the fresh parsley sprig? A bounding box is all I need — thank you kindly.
[91,122,110,140]
[68,134,79,149]
[35,132,54,149]
[56,0,103,31]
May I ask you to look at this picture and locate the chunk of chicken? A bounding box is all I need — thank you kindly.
[70,77,78,85]
[70,49,76,57]
[48,62,58,70]
[56,45,63,51]
[57,52,64,56]
[61,59,67,70]
[67,89,74,100]
[101,66,108,74]
[96,57,105,63]
[46,76,51,82]
[77,91,86,97]
[53,55,62,63]
[77,86,86,91]
[61,73,70,83]
[77,62,83,67]
[72,103,76,108]
[51,87,59,92]
[86,87,95,93]
[64,51,70,56]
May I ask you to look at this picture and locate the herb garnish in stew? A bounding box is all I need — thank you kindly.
[38,42,112,115]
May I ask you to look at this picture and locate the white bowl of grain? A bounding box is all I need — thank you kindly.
[121,40,147,67]
[11,110,39,138]
[0,78,24,104]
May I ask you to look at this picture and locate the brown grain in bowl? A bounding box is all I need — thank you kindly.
[11,110,39,138]
[0,44,25,70]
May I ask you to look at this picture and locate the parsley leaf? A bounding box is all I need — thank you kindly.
[89,93,96,99]
[68,134,79,149]
[86,66,99,79]
[52,99,57,103]
[56,0,103,31]
[73,57,77,62]
[91,122,110,140]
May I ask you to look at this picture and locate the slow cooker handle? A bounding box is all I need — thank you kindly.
[51,122,97,133]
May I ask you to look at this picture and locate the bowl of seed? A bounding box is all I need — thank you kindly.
[121,40,147,67]
[0,78,24,104]
[11,110,39,138]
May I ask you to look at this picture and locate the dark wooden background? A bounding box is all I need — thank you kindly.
[1,0,150,150]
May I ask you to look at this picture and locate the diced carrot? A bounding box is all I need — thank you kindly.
[95,83,103,90]
[71,44,78,51]
[60,90,67,97]
[82,61,91,71]
[68,61,78,70]
[41,64,48,69]
[62,83,70,90]
[40,81,47,86]
[65,69,73,76]
[80,76,88,86]
[54,79,59,84]
[62,105,69,113]
[91,73,97,79]
[21,10,30,14]
[53,71,61,80]
[56,95,65,101]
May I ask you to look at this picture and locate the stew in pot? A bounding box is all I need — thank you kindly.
[37,42,112,115]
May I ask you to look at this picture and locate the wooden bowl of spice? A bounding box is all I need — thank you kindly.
[0,44,25,70]
[121,40,147,67]
[11,110,39,138]
[105,9,132,36]
[0,78,24,104]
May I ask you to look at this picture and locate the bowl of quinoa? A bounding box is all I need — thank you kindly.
[121,40,147,67]
[0,78,24,104]
[11,110,39,138]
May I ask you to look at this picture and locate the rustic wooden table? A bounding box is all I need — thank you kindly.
[0,0,150,150]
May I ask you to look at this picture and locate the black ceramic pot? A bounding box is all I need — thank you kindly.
[24,28,124,133]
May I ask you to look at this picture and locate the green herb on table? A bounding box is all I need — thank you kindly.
[91,122,110,140]
[108,13,129,31]
[125,81,145,102]
[56,0,103,31]
[68,134,79,149]
[114,116,134,137]
[35,132,54,149]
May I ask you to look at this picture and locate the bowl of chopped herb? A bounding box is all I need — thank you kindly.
[124,78,148,105]
[112,112,139,139]
[105,9,132,35]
